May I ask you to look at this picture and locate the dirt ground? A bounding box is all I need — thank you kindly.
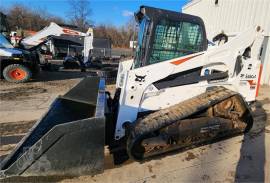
[0,70,269,183]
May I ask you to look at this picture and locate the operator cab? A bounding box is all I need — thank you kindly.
[134,6,207,68]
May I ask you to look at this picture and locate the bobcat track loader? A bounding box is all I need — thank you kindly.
[0,6,264,177]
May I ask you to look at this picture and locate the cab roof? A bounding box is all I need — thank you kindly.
[135,5,205,26]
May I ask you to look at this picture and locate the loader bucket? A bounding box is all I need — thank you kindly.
[0,77,106,177]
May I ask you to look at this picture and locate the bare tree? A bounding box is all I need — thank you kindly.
[5,4,64,32]
[0,5,8,14]
[67,0,92,31]
[125,17,138,44]
[93,17,137,48]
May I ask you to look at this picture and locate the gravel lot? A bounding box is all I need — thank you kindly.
[0,70,269,183]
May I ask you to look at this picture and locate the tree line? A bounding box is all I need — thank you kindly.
[94,19,137,48]
[2,4,64,32]
[1,1,137,48]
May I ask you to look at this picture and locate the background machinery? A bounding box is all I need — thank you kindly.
[0,6,264,177]
[0,21,93,82]
[19,22,93,70]
[1,12,39,83]
[0,34,39,83]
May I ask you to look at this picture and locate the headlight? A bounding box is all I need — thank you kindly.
[12,54,23,60]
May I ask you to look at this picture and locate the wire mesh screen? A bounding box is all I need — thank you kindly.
[150,19,203,64]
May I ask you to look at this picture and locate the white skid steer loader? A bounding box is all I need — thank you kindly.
[0,6,264,177]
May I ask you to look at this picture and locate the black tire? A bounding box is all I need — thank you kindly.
[3,64,32,83]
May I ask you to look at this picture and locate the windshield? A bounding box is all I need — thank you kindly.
[149,19,203,65]
[133,17,150,68]
[0,34,13,48]
[133,17,204,69]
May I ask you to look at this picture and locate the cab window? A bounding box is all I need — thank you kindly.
[149,19,203,65]
[134,18,150,68]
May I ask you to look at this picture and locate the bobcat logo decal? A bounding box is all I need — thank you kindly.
[135,74,146,82]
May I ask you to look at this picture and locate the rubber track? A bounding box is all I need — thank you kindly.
[133,86,237,136]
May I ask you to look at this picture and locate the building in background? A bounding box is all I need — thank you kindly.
[183,0,270,85]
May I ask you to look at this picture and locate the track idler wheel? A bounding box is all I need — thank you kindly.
[127,134,149,160]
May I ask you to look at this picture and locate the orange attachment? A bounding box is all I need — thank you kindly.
[9,68,27,80]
